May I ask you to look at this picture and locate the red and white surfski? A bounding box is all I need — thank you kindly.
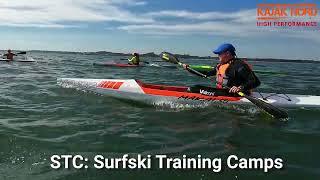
[57,78,320,108]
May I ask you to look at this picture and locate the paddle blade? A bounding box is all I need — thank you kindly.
[243,94,288,119]
[160,52,180,64]
[17,51,27,54]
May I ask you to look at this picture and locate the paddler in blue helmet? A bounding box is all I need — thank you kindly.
[183,43,260,94]
[128,52,140,65]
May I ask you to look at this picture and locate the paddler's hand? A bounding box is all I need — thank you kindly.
[229,86,242,93]
[182,63,189,70]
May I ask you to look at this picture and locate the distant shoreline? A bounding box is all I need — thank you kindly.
[2,50,318,63]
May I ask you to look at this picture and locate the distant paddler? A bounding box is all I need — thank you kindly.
[128,53,140,65]
[3,49,17,61]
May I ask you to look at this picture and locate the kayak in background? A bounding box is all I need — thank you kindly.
[148,63,177,69]
[93,62,141,67]
[0,58,36,63]
[57,78,320,108]
[93,62,176,69]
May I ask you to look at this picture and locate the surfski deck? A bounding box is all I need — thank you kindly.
[57,78,320,108]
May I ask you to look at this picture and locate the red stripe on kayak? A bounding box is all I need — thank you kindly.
[104,81,111,87]
[103,63,139,67]
[140,82,188,92]
[98,81,108,88]
[101,81,111,88]
[138,83,241,101]
[98,81,111,88]
[116,64,139,67]
[113,82,124,89]
[97,81,124,89]
[107,82,117,88]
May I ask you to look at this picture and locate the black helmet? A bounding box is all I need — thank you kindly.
[132,52,139,56]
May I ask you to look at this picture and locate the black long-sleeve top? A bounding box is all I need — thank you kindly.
[188,58,261,92]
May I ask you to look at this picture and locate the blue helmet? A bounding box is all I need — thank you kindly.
[213,43,236,55]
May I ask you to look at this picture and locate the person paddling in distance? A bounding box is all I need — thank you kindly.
[183,43,261,95]
[3,49,17,61]
[128,52,140,65]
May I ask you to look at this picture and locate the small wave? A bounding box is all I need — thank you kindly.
[153,100,211,110]
[57,78,98,94]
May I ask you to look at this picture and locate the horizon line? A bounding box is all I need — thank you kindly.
[1,49,318,61]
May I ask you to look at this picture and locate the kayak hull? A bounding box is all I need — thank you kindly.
[57,78,320,108]
[0,58,35,62]
[93,62,176,69]
[93,63,141,67]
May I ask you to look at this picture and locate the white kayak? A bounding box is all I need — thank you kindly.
[0,58,36,62]
[57,78,320,108]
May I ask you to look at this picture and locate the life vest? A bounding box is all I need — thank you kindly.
[216,59,255,90]
[216,62,231,89]
[129,56,139,65]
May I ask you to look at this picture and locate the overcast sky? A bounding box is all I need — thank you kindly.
[0,0,319,59]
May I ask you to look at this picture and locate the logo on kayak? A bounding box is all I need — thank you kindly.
[98,81,124,89]
[199,89,215,96]
[256,3,318,28]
